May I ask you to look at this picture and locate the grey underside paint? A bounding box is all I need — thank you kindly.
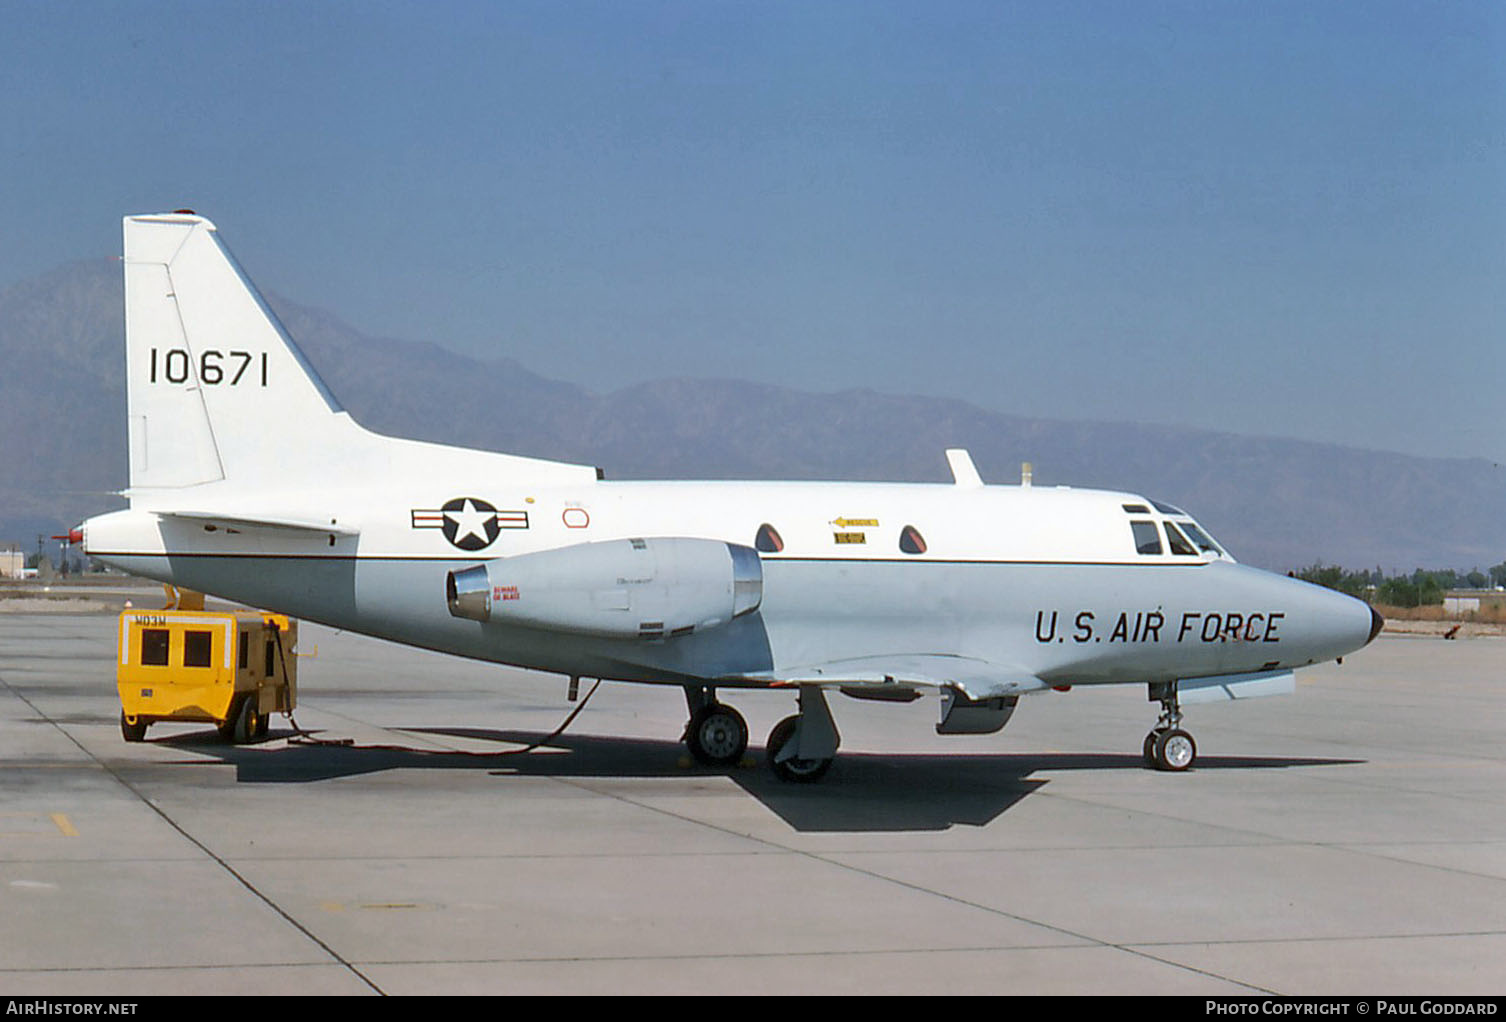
[101,554,1363,689]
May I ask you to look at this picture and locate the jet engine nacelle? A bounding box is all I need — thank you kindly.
[446,537,763,639]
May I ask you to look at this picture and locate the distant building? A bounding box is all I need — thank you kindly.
[0,544,23,579]
[1443,595,1481,615]
[1442,590,1506,618]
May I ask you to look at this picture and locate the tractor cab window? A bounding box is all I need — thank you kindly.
[140,628,170,667]
[183,630,213,668]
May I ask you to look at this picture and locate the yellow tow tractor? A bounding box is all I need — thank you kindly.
[116,587,297,743]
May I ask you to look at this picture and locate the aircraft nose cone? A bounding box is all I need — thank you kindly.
[1367,605,1385,646]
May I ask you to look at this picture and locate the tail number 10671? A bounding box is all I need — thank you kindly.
[148,348,267,387]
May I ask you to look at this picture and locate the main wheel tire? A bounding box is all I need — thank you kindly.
[766,715,833,783]
[687,703,749,766]
[233,695,262,745]
[1153,728,1196,771]
[120,711,148,743]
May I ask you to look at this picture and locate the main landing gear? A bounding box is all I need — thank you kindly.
[765,687,840,784]
[682,685,841,782]
[683,687,749,767]
[1144,681,1197,771]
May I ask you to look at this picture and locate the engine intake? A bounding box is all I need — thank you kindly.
[446,537,763,639]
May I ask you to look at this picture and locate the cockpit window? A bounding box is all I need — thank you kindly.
[1178,521,1223,556]
[1121,503,1150,514]
[1164,522,1197,556]
[1151,500,1186,516]
[1131,520,1162,555]
[754,523,784,553]
[899,525,927,555]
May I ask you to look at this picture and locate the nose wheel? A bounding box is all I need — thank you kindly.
[1145,682,1197,771]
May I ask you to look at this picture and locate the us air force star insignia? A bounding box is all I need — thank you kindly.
[411,499,529,550]
[443,498,499,551]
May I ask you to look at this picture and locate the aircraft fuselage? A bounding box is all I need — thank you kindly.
[84,478,1378,690]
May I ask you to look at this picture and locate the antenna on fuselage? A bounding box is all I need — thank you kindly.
[945,449,984,488]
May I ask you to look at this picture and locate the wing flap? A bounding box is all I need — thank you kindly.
[1178,668,1295,704]
[735,655,1048,701]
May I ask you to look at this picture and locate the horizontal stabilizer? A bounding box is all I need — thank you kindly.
[156,510,359,536]
[743,654,1048,701]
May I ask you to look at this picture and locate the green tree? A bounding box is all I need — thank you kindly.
[1378,576,1421,607]
[1295,563,1369,599]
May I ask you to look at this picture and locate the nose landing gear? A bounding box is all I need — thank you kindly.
[1144,681,1197,771]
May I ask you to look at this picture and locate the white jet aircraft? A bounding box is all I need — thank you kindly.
[80,213,1383,781]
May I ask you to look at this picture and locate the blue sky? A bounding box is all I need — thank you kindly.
[3,1,1502,464]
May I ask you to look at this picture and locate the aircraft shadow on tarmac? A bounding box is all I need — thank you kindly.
[153,726,1364,833]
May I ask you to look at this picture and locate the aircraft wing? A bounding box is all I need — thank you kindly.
[738,655,1049,701]
[155,510,360,536]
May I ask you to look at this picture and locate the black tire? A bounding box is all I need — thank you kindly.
[766,715,832,784]
[1153,728,1196,772]
[233,695,262,745]
[687,703,749,767]
[1143,730,1160,767]
[120,711,148,743]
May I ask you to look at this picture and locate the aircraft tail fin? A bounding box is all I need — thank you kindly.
[123,212,347,491]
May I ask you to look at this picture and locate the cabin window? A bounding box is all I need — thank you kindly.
[755,523,784,553]
[1131,521,1162,555]
[899,525,927,555]
[183,630,213,668]
[140,628,170,667]
[1164,522,1197,556]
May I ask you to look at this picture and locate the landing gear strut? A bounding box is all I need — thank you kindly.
[682,687,749,767]
[766,686,840,783]
[1144,681,1197,771]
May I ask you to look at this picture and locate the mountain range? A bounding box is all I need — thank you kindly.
[2,259,1501,573]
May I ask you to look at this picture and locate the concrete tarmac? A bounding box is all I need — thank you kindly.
[2,611,1503,996]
